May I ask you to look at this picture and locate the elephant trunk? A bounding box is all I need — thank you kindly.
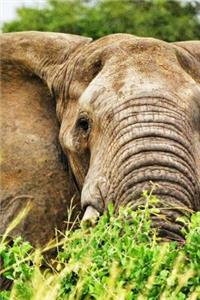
[82,97,200,240]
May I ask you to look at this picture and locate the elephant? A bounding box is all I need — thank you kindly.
[0,31,200,245]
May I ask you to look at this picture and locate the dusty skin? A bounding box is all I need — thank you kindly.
[0,32,200,245]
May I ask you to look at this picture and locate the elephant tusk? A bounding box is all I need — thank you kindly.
[82,206,100,227]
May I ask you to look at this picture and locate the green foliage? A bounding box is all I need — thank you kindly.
[2,0,200,41]
[0,237,34,300]
[0,237,33,281]
[0,198,200,299]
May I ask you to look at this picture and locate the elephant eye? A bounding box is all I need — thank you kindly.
[76,117,90,133]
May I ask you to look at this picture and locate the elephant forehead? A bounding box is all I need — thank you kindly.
[79,55,193,113]
[81,34,169,57]
[75,35,197,112]
[71,36,172,85]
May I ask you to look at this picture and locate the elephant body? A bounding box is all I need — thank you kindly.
[0,32,199,244]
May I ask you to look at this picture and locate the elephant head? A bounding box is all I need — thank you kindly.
[58,34,200,241]
[1,32,200,243]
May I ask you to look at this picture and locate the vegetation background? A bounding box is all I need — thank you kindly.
[2,0,200,42]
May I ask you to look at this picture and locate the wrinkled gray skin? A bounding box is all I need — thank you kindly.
[1,32,200,244]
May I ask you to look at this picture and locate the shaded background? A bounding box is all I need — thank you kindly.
[1,0,200,41]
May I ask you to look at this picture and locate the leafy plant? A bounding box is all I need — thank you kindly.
[0,194,200,299]
[0,237,33,282]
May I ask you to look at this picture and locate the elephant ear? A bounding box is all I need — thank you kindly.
[0,31,91,246]
[1,31,91,85]
[173,41,200,84]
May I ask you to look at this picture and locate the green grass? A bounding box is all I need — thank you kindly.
[0,192,200,300]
